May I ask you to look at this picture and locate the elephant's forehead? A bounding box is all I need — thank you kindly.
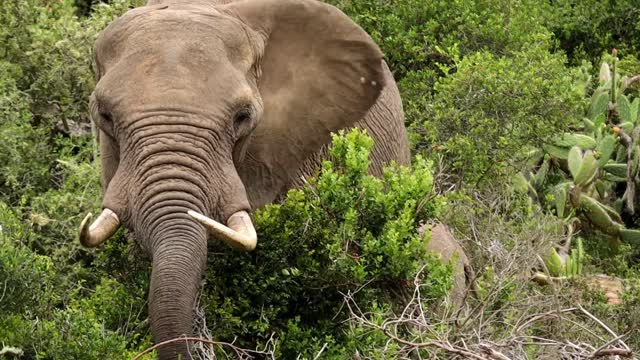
[96,5,254,70]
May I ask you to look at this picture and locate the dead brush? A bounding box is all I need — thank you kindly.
[342,187,636,359]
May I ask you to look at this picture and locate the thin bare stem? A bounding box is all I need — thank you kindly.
[131,337,272,360]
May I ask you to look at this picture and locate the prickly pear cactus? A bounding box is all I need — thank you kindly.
[521,49,640,251]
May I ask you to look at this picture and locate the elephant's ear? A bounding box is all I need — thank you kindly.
[222,0,385,207]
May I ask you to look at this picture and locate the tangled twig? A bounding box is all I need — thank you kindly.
[131,337,272,360]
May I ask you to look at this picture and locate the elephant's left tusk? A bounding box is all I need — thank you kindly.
[188,210,257,251]
[79,208,120,247]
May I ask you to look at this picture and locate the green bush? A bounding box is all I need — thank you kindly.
[413,46,585,186]
[0,202,151,359]
[202,129,451,358]
[0,0,142,205]
[0,203,59,316]
[324,1,588,187]
[543,0,640,65]
[0,61,54,202]
[330,0,553,80]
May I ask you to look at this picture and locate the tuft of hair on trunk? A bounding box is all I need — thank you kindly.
[188,292,277,360]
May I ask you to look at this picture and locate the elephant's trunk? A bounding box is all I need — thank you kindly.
[135,175,210,359]
[126,128,221,359]
[147,215,207,359]
[134,171,207,359]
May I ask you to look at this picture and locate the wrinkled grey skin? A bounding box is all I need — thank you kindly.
[90,0,409,358]
[422,223,475,310]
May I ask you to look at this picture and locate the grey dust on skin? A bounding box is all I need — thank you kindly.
[78,0,410,358]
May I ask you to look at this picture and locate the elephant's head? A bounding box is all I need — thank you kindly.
[78,0,385,358]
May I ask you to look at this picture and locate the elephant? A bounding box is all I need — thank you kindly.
[78,0,410,358]
[421,223,475,311]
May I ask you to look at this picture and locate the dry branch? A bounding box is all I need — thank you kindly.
[132,337,273,360]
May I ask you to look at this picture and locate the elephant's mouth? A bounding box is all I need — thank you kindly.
[79,208,257,251]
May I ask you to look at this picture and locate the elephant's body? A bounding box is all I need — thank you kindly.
[82,0,410,358]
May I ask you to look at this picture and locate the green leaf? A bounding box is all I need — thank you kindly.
[555,185,567,218]
[574,150,598,186]
[593,113,606,129]
[574,134,597,149]
[568,146,583,180]
[575,238,584,275]
[555,134,596,149]
[614,198,625,214]
[543,144,570,160]
[604,173,627,183]
[619,95,633,123]
[554,133,578,147]
[615,145,626,162]
[603,163,627,178]
[579,195,621,235]
[597,201,623,224]
[594,180,609,199]
[619,228,640,246]
[631,98,639,124]
[599,62,611,83]
[565,255,575,277]
[544,248,564,277]
[620,122,635,133]
[596,135,616,167]
[589,91,609,120]
[583,118,595,132]
[531,159,550,188]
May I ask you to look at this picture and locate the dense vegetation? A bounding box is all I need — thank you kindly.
[2,0,640,358]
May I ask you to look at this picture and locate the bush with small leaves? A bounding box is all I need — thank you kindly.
[415,47,585,186]
[201,129,451,358]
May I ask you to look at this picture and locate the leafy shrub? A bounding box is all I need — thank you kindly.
[413,46,585,186]
[0,61,54,202]
[0,0,142,205]
[330,0,553,80]
[326,0,592,189]
[202,129,451,358]
[434,183,637,358]
[0,203,59,315]
[543,0,640,65]
[0,202,150,359]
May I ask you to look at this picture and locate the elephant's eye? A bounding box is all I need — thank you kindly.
[90,95,116,137]
[96,111,115,135]
[100,111,113,124]
[233,106,255,137]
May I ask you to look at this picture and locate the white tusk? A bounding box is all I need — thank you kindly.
[79,208,120,247]
[188,210,257,251]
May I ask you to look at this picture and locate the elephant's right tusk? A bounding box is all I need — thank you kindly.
[79,208,120,247]
[188,210,257,251]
